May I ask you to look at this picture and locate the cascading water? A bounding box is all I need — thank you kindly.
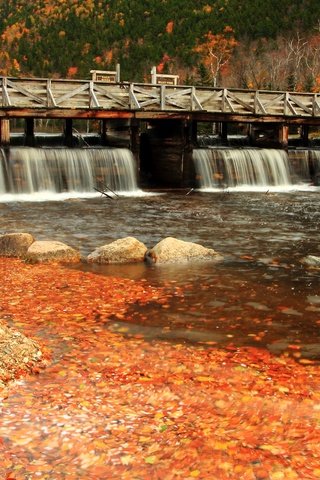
[0,147,140,201]
[193,148,318,191]
[309,150,320,185]
[0,149,6,193]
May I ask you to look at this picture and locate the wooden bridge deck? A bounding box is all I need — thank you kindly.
[1,76,320,124]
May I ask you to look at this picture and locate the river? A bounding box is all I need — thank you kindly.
[1,186,320,361]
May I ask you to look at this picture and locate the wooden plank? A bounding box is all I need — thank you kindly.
[222,90,235,113]
[1,78,11,107]
[197,90,222,107]
[312,94,320,116]
[191,87,203,111]
[47,79,57,107]
[139,98,160,108]
[222,89,228,112]
[94,84,129,108]
[260,93,285,111]
[288,94,312,115]
[129,84,140,109]
[89,81,100,108]
[160,85,166,110]
[254,92,267,114]
[6,79,46,105]
[285,92,298,115]
[227,91,255,113]
[54,83,90,106]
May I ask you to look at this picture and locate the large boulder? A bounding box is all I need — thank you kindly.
[145,237,223,264]
[0,232,35,258]
[25,240,81,264]
[87,237,147,264]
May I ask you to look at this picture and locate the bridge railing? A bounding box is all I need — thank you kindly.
[1,76,320,118]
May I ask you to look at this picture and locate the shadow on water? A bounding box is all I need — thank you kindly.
[1,190,320,361]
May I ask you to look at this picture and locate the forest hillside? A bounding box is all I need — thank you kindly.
[1,0,320,91]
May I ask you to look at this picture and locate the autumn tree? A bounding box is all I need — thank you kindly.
[194,26,238,87]
[305,28,320,92]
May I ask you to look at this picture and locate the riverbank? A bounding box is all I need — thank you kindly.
[1,258,320,479]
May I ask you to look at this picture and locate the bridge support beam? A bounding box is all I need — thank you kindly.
[24,118,36,147]
[220,122,228,143]
[129,119,141,171]
[100,120,107,145]
[0,119,10,146]
[300,125,309,147]
[64,119,74,147]
[140,119,196,188]
[278,124,289,148]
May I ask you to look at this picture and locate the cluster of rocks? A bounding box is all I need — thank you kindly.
[0,233,81,264]
[0,321,46,389]
[0,232,224,265]
[1,233,320,268]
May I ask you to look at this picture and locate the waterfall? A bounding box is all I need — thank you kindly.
[193,148,317,191]
[287,150,312,183]
[0,147,140,200]
[0,149,6,193]
[309,150,320,185]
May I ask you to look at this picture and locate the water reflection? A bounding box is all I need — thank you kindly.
[1,191,320,359]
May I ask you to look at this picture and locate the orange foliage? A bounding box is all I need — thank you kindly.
[166,20,174,34]
[309,33,320,48]
[157,53,171,73]
[67,66,78,77]
[203,4,212,13]
[312,76,320,92]
[194,26,238,85]
[104,49,113,63]
[0,51,20,76]
[1,22,29,44]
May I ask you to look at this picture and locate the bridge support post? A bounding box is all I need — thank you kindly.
[24,118,36,147]
[140,119,196,188]
[130,119,140,170]
[182,120,196,187]
[100,120,107,145]
[64,119,74,147]
[220,122,228,144]
[300,125,309,147]
[278,124,289,148]
[0,119,10,146]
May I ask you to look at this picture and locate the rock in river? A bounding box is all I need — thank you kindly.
[145,237,223,264]
[87,236,147,264]
[0,232,35,258]
[25,240,81,264]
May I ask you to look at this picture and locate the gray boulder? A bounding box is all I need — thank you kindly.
[145,237,223,264]
[25,240,81,263]
[87,236,147,264]
[0,232,35,257]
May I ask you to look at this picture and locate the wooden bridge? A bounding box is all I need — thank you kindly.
[1,76,320,123]
[1,75,320,187]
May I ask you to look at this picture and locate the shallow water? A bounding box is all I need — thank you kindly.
[1,190,320,359]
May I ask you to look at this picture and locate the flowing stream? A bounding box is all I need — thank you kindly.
[0,146,319,359]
